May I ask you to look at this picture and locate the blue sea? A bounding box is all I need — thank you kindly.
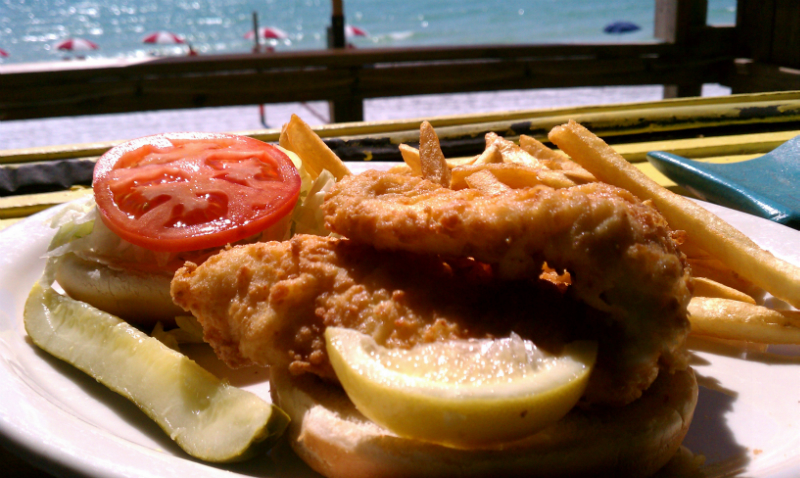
[1,0,737,64]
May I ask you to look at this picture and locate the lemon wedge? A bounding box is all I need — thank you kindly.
[325,327,597,448]
[24,282,289,463]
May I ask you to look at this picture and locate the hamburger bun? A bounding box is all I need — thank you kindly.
[270,366,698,478]
[54,253,184,327]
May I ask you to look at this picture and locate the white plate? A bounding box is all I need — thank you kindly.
[1,180,800,477]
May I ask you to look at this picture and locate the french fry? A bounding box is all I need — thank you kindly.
[691,277,756,304]
[485,132,542,168]
[419,121,451,187]
[688,257,765,302]
[279,114,351,180]
[398,144,422,176]
[451,163,576,190]
[689,297,800,344]
[677,237,712,260]
[464,169,511,195]
[396,144,483,178]
[548,120,800,309]
[473,144,503,166]
[678,235,765,300]
[519,134,597,184]
[446,156,478,168]
[518,134,565,163]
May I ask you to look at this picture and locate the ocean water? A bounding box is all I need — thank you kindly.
[1,0,737,64]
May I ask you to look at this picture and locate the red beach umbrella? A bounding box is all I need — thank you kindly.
[244,27,289,40]
[0,48,8,58]
[345,25,368,37]
[55,38,99,51]
[142,31,185,45]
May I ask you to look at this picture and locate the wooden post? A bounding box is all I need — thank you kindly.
[655,0,708,98]
[331,0,345,49]
[327,0,363,123]
[760,0,800,68]
[735,0,775,62]
[251,12,261,53]
[730,0,800,94]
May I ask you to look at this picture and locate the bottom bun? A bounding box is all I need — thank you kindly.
[271,366,698,478]
[55,253,185,327]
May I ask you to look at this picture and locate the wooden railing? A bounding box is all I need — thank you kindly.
[1,37,735,122]
[1,0,800,123]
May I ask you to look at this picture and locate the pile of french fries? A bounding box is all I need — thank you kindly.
[393,119,800,346]
[277,114,800,345]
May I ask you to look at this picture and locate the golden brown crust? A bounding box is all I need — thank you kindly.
[171,236,590,377]
[271,366,698,478]
[322,171,692,405]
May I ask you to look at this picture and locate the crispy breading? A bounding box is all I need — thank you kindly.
[172,169,692,407]
[171,236,593,380]
[322,170,693,404]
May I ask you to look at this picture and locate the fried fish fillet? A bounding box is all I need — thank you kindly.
[172,233,688,406]
[322,170,692,404]
[172,235,571,374]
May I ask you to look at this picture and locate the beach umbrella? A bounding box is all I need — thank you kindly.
[345,24,368,37]
[244,27,289,40]
[603,21,641,34]
[55,38,99,51]
[142,31,185,45]
[0,48,8,58]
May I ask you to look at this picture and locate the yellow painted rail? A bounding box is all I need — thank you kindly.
[1,91,799,230]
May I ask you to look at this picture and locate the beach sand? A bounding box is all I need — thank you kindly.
[0,84,730,150]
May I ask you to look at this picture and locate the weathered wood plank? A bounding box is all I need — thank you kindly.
[1,56,734,120]
[728,60,800,93]
[655,0,709,44]
[771,0,800,68]
[611,130,800,162]
[2,91,797,165]
[0,39,739,121]
[0,188,92,219]
[735,0,776,61]
[655,0,710,98]
[3,92,800,167]
[0,43,684,85]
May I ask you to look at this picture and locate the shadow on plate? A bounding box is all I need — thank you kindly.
[680,372,750,477]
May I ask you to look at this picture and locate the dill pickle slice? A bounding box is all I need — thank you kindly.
[24,281,289,463]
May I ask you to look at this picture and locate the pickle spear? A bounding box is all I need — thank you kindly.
[24,281,289,463]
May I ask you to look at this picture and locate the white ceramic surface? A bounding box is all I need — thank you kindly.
[1,176,799,477]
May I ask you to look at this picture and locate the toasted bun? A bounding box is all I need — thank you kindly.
[54,253,184,327]
[270,367,697,478]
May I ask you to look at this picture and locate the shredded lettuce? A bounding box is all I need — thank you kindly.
[46,201,180,270]
[274,145,335,238]
[41,197,98,287]
[282,145,314,201]
[289,169,337,237]
[48,196,97,251]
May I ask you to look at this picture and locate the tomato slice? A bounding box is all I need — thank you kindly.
[93,132,301,252]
